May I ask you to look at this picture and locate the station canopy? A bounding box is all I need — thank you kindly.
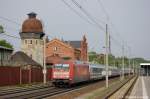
[140,63,150,67]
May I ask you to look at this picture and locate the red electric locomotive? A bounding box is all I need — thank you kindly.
[52,61,90,87]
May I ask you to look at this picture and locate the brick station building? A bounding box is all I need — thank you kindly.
[46,35,88,64]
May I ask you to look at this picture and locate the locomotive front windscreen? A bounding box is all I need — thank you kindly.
[53,64,70,79]
[55,64,69,71]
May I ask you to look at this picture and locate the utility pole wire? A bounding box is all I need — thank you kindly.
[61,0,106,52]
[61,0,94,26]
[97,0,109,21]
[1,33,20,39]
[71,0,105,31]
[97,0,131,61]
[0,16,20,26]
[110,35,122,48]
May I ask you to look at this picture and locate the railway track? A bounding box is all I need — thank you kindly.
[123,76,138,98]
[0,76,133,99]
[0,79,104,99]
[0,85,84,99]
[0,81,95,99]
[0,84,52,96]
[104,75,138,99]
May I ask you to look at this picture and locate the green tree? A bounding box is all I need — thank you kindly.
[88,51,150,68]
[0,40,13,49]
[88,51,97,62]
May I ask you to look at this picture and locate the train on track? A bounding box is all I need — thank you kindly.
[52,60,132,87]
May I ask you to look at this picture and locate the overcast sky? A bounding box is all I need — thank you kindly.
[0,0,150,59]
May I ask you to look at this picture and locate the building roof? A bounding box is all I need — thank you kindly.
[140,63,150,66]
[9,51,41,67]
[0,46,13,51]
[21,12,43,33]
[64,41,81,48]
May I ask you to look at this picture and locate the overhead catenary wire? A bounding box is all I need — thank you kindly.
[97,0,131,57]
[61,0,95,26]
[0,16,20,26]
[97,0,123,43]
[62,0,122,55]
[97,0,123,40]
[71,0,105,31]
[61,0,107,53]
[0,33,20,39]
[97,0,109,21]
[61,0,129,58]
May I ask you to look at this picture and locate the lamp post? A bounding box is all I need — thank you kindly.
[43,35,47,84]
[105,24,109,88]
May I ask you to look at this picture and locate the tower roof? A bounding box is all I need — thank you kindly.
[21,12,43,33]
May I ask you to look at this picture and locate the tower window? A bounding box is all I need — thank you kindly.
[53,47,57,51]
[30,40,32,44]
[25,40,27,44]
[36,40,38,44]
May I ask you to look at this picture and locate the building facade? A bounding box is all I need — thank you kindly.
[46,35,88,63]
[0,46,13,66]
[19,12,45,66]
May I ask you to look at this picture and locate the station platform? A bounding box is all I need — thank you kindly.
[128,76,149,99]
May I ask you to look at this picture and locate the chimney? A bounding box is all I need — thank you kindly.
[27,12,37,18]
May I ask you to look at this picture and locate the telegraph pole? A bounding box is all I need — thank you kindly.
[133,60,135,75]
[122,44,125,80]
[105,24,109,88]
[128,47,131,76]
[129,57,131,76]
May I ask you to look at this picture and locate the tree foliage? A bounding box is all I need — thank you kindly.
[88,51,150,68]
[0,40,13,49]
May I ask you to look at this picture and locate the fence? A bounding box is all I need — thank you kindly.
[0,66,52,86]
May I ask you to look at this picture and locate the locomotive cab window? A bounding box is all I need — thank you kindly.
[55,64,69,71]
